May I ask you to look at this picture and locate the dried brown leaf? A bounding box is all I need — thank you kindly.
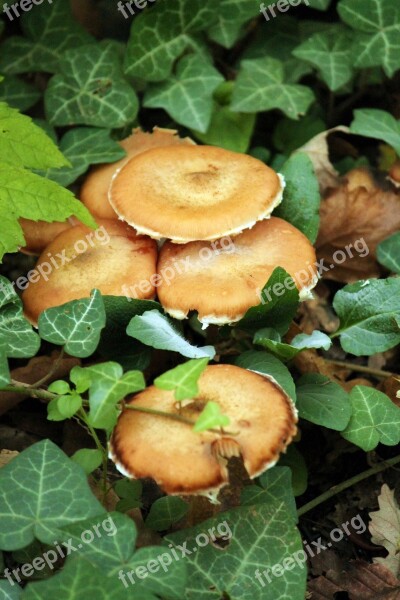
[369,484,400,577]
[0,449,18,468]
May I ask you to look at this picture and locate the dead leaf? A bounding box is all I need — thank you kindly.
[316,168,400,283]
[0,449,18,468]
[307,576,344,599]
[369,484,400,577]
[379,377,400,408]
[342,378,374,392]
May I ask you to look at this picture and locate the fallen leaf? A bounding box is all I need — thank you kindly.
[0,449,18,468]
[379,377,400,408]
[369,484,400,577]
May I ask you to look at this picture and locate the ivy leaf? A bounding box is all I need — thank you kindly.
[0,440,104,550]
[293,28,354,92]
[332,278,400,356]
[235,350,296,401]
[167,502,306,600]
[342,386,400,451]
[144,55,224,133]
[278,445,308,497]
[71,362,145,430]
[208,0,259,48]
[193,401,231,433]
[307,0,332,8]
[154,358,209,401]
[241,466,297,520]
[0,102,69,169]
[0,353,10,387]
[254,329,331,361]
[350,109,400,156]
[231,57,315,119]
[238,267,300,334]
[145,497,188,531]
[114,479,142,512]
[48,393,83,421]
[0,76,41,111]
[296,373,351,431]
[38,289,106,358]
[127,310,216,359]
[45,43,138,128]
[71,449,103,475]
[274,152,320,243]
[0,1,93,75]
[338,0,400,76]
[37,127,126,187]
[124,0,215,81]
[0,581,21,600]
[377,233,400,274]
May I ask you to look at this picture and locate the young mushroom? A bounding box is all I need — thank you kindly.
[22,220,158,326]
[157,217,318,326]
[80,128,195,220]
[110,364,297,500]
[109,145,284,242]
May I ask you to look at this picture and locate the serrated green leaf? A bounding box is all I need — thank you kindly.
[293,28,354,91]
[124,0,215,81]
[332,278,400,356]
[37,127,126,187]
[45,43,138,128]
[350,109,400,156]
[235,350,296,401]
[274,152,320,243]
[254,329,331,361]
[71,449,103,475]
[0,76,41,111]
[0,102,68,169]
[193,400,231,433]
[296,373,351,430]
[208,0,259,48]
[338,0,400,76]
[377,233,400,274]
[0,440,104,550]
[145,497,188,531]
[127,310,216,359]
[342,386,400,451]
[231,57,315,119]
[154,358,209,401]
[38,289,106,358]
[0,580,21,600]
[0,2,93,75]
[167,502,306,600]
[73,362,145,430]
[144,54,224,133]
[241,466,297,520]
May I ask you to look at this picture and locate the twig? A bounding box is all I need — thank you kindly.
[31,348,65,389]
[0,384,57,401]
[324,359,397,379]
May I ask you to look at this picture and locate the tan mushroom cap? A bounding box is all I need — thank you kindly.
[19,218,74,255]
[80,128,195,219]
[22,219,158,326]
[109,145,284,242]
[157,217,318,326]
[110,364,297,497]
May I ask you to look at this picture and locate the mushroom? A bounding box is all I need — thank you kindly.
[109,145,284,242]
[19,218,76,255]
[157,217,318,326]
[80,127,195,220]
[22,219,158,325]
[110,364,297,499]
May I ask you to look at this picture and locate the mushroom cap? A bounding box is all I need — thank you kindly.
[80,128,195,220]
[19,218,74,255]
[22,219,158,326]
[109,145,284,242]
[157,217,318,325]
[110,364,297,497]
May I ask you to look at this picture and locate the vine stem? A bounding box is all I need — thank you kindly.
[31,348,65,389]
[324,359,397,379]
[78,409,108,498]
[0,384,57,401]
[297,453,400,517]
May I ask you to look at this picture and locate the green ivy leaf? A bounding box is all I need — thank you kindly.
[37,128,126,187]
[254,328,331,361]
[57,393,83,419]
[193,401,231,433]
[235,350,296,401]
[127,310,216,359]
[167,502,306,600]
[0,1,93,75]
[296,373,351,430]
[71,362,145,430]
[307,0,331,8]
[0,76,41,111]
[145,497,188,531]
[154,358,209,401]
[48,380,71,395]
[338,0,400,76]
[144,54,224,133]
[38,289,106,358]
[377,233,400,274]
[71,449,103,475]
[0,580,21,600]
[0,353,10,387]
[274,152,320,243]
[241,466,297,520]
[0,440,104,550]
[231,57,315,119]
[124,0,215,81]
[293,28,354,92]
[278,445,308,497]
[238,267,300,334]
[0,102,69,169]
[273,115,326,154]
[342,386,400,451]
[332,278,400,356]
[350,109,400,156]
[208,0,259,48]
[114,479,143,512]
[45,43,138,128]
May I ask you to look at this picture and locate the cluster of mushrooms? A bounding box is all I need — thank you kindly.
[20,128,319,498]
